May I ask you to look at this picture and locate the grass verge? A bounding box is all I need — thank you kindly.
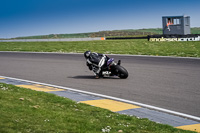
[0,39,200,57]
[0,83,195,133]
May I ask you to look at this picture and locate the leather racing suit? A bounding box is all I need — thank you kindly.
[86,52,109,76]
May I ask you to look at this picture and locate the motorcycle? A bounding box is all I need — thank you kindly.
[94,58,128,79]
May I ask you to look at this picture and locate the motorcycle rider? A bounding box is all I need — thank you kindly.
[84,51,109,79]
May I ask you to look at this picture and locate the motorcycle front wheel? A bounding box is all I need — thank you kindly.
[115,65,128,79]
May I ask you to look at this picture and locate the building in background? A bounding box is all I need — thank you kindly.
[149,15,200,41]
[162,15,190,35]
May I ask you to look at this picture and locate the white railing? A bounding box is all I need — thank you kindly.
[0,37,105,42]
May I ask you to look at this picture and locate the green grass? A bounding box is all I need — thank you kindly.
[0,83,195,133]
[117,28,163,34]
[122,27,200,34]
[0,27,199,40]
[14,33,92,39]
[3,27,199,39]
[0,39,200,57]
[191,27,200,34]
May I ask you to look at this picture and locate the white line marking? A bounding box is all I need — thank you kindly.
[1,75,200,121]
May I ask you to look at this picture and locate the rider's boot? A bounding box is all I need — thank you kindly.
[95,73,100,79]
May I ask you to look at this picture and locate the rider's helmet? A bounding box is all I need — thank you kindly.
[84,51,91,59]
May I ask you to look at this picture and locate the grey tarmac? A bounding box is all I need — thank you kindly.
[0,52,200,117]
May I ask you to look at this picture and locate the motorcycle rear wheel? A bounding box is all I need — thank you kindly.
[115,65,128,79]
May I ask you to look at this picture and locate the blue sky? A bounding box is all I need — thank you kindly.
[0,0,200,38]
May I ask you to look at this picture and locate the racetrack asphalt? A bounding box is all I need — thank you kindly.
[0,52,200,117]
